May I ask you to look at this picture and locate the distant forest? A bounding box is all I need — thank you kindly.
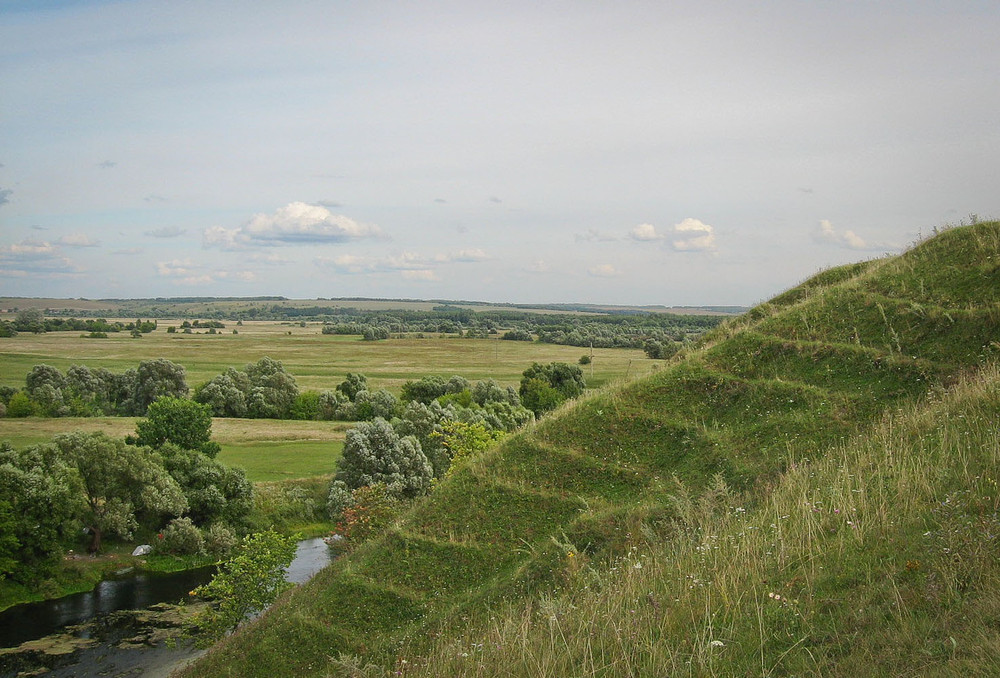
[2,298,734,350]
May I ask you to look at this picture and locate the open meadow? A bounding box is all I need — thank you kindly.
[0,320,654,392]
[0,416,346,482]
[0,322,655,480]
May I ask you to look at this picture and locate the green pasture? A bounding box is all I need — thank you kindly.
[0,322,654,392]
[0,416,346,482]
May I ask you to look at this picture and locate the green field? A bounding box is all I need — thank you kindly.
[0,416,346,482]
[0,328,650,481]
[0,321,654,393]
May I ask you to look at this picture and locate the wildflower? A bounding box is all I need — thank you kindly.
[710,640,725,648]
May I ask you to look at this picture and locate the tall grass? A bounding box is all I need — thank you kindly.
[182,221,1000,677]
[396,365,1000,677]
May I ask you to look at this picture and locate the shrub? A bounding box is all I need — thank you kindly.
[326,479,353,520]
[290,391,321,420]
[6,392,37,418]
[158,517,205,555]
[204,523,238,558]
[329,483,398,552]
[189,529,297,647]
[336,418,433,498]
[353,389,399,421]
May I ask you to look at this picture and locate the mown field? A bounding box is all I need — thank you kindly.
[0,416,346,482]
[0,325,655,481]
[0,321,654,393]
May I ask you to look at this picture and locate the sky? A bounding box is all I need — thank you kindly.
[1,1,998,306]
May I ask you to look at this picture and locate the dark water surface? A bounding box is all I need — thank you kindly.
[0,537,332,676]
[0,565,216,649]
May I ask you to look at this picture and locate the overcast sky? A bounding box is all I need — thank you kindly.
[1,1,997,306]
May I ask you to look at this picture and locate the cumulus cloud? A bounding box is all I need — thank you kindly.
[143,194,168,203]
[157,259,198,277]
[57,233,100,247]
[588,264,619,277]
[525,259,550,273]
[203,202,383,250]
[671,218,716,252]
[146,226,185,238]
[0,188,11,206]
[629,223,663,242]
[0,239,77,277]
[113,247,144,255]
[814,219,894,251]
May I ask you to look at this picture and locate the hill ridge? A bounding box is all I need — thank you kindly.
[182,221,1000,677]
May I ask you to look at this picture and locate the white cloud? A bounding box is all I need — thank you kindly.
[57,233,100,247]
[588,263,619,277]
[204,202,383,250]
[5,239,56,257]
[671,218,716,252]
[525,259,549,273]
[814,219,891,251]
[157,259,198,277]
[629,223,663,241]
[0,239,77,276]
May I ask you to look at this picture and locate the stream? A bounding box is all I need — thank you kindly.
[0,537,331,677]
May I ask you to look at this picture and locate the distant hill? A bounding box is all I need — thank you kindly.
[183,221,1000,677]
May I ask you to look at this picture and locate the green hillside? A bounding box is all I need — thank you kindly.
[182,221,1000,677]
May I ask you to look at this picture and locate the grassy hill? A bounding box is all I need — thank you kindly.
[182,221,1000,677]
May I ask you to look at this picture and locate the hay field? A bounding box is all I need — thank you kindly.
[0,321,654,392]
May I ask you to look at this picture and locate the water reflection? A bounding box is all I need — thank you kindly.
[0,537,331,650]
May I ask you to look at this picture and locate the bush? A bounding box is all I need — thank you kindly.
[135,396,213,451]
[290,391,320,420]
[336,418,433,498]
[158,517,205,555]
[329,483,398,552]
[326,480,353,520]
[6,392,37,418]
[204,523,238,558]
[353,389,399,421]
